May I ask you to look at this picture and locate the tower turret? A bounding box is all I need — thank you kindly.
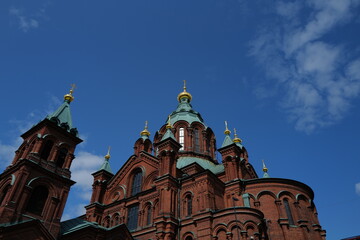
[0,86,82,238]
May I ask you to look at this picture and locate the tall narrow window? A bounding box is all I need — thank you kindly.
[194,128,200,153]
[127,205,139,231]
[146,205,152,225]
[40,140,54,160]
[131,170,142,196]
[26,185,49,215]
[56,148,68,168]
[179,128,185,150]
[284,198,295,225]
[186,195,192,216]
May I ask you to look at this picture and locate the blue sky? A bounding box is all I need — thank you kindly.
[0,0,359,239]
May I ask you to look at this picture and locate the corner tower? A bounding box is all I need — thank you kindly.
[0,87,82,238]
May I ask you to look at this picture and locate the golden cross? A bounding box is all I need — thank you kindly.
[70,83,76,94]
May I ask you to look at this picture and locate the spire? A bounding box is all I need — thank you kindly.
[177,80,193,103]
[140,121,151,139]
[262,159,270,178]
[221,121,233,148]
[161,116,176,141]
[99,146,113,174]
[64,84,76,103]
[233,128,243,149]
[46,85,78,135]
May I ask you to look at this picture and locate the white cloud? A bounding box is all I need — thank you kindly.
[9,7,39,32]
[356,183,360,196]
[249,0,360,133]
[71,151,104,200]
[0,142,17,168]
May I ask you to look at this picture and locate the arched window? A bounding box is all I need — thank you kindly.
[131,170,142,196]
[185,236,193,240]
[0,185,10,205]
[185,194,192,216]
[179,128,185,150]
[56,147,68,168]
[128,204,139,230]
[26,185,49,215]
[40,140,54,160]
[284,198,295,225]
[113,214,120,226]
[146,205,152,226]
[194,128,200,153]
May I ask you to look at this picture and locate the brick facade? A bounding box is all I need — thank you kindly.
[0,87,326,240]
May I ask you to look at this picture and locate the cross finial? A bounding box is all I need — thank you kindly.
[183,80,187,91]
[105,146,111,160]
[262,159,268,172]
[224,121,231,135]
[145,120,148,129]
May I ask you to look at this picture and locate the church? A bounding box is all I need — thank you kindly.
[0,84,326,240]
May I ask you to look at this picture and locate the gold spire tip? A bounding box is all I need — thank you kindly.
[166,115,172,129]
[262,160,268,172]
[140,121,151,136]
[64,83,76,102]
[105,146,111,160]
[224,121,231,135]
[233,128,242,143]
[177,80,192,102]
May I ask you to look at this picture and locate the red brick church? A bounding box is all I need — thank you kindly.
[0,84,326,240]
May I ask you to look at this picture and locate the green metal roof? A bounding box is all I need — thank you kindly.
[46,99,78,136]
[161,128,176,141]
[99,158,113,174]
[60,217,105,235]
[177,156,224,174]
[221,134,233,148]
[168,98,205,126]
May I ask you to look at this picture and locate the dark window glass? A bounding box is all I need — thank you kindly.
[127,205,139,230]
[186,195,192,216]
[26,185,49,215]
[131,170,142,196]
[185,237,193,240]
[56,148,68,168]
[194,129,200,152]
[146,205,152,225]
[40,140,54,160]
[284,198,295,225]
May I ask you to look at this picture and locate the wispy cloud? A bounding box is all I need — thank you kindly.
[356,183,360,196]
[9,7,39,32]
[249,0,360,133]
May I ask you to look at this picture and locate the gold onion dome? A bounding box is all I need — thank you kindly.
[233,128,242,143]
[140,121,151,136]
[64,84,76,102]
[105,146,111,160]
[177,80,192,102]
[224,121,231,135]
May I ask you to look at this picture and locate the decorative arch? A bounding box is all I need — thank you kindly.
[277,190,296,200]
[143,170,158,190]
[111,212,121,227]
[296,193,310,203]
[27,176,58,197]
[102,216,111,228]
[183,231,196,240]
[256,190,277,201]
[212,223,228,236]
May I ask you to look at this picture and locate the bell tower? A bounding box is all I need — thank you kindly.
[0,86,82,238]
